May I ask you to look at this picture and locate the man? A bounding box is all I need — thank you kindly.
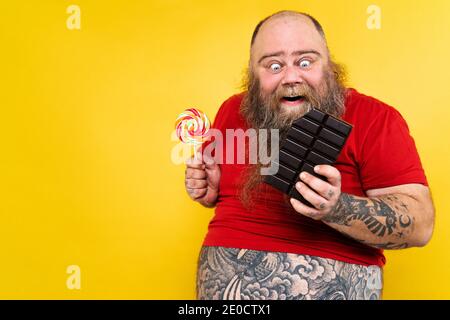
[185,11,435,300]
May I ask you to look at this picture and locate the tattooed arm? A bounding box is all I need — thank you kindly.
[289,165,435,249]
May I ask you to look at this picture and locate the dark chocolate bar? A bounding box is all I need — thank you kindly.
[264,108,352,208]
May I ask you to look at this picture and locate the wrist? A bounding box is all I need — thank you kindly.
[322,192,349,224]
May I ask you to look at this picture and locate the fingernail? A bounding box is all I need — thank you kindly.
[314,165,320,173]
[300,172,306,180]
[296,182,301,190]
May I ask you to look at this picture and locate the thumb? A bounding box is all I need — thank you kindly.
[203,154,219,170]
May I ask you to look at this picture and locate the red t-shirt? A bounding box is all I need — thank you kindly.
[202,88,428,267]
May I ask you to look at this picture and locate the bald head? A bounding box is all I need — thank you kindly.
[251,11,326,46]
[250,11,330,65]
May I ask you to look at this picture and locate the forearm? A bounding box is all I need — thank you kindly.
[322,193,427,249]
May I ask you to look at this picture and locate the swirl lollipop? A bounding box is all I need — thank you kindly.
[175,108,210,145]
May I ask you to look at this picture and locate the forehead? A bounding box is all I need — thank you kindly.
[251,15,327,60]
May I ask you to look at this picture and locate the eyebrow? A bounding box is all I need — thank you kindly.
[257,50,321,63]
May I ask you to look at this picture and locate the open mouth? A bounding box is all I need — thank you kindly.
[281,96,305,104]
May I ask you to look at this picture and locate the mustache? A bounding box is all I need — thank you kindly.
[277,84,313,98]
[272,83,321,107]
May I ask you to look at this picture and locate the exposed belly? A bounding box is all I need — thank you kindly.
[196,246,383,300]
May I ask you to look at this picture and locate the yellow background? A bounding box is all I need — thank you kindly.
[1,0,449,299]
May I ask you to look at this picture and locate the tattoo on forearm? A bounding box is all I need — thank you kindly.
[323,193,414,241]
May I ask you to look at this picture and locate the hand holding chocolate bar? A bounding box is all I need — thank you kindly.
[264,108,353,209]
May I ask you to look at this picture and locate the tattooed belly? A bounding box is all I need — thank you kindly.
[196,246,383,300]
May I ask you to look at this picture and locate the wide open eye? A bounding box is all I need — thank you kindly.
[299,60,311,68]
[269,63,282,73]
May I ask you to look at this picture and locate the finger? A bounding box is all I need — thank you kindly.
[203,154,219,170]
[295,181,330,211]
[185,158,205,170]
[188,188,207,200]
[314,165,341,187]
[186,178,208,189]
[186,168,207,179]
[185,152,204,166]
[290,197,321,219]
[299,171,336,200]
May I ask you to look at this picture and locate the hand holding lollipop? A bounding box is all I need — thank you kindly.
[176,108,220,207]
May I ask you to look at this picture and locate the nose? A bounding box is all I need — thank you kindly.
[281,65,303,86]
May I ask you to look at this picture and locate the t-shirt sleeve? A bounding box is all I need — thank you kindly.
[359,107,428,191]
